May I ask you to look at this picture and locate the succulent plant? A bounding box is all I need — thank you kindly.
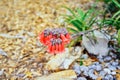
[39,28,70,54]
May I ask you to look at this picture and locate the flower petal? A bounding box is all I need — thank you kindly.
[60,34,68,43]
[66,33,70,39]
[55,44,59,53]
[58,43,62,53]
[61,42,65,52]
[39,32,45,44]
[51,45,55,54]
[58,42,65,53]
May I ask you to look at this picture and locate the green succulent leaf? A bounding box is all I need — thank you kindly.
[69,19,83,31]
[112,10,120,19]
[112,0,120,8]
[80,60,83,66]
[82,9,94,21]
[76,8,84,20]
[88,17,97,27]
[67,27,79,33]
[62,6,76,17]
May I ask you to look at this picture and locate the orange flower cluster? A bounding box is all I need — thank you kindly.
[39,28,70,54]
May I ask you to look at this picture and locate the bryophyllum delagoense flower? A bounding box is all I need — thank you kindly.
[39,28,70,54]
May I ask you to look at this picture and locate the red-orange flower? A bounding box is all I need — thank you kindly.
[38,28,70,54]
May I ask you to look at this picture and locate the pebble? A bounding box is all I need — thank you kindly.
[93,62,100,65]
[0,69,4,76]
[88,69,98,79]
[80,66,88,72]
[81,54,88,59]
[17,74,25,77]
[103,68,111,74]
[73,64,81,74]
[105,63,111,67]
[74,69,81,75]
[111,61,119,66]
[110,52,117,58]
[74,52,119,80]
[117,66,120,69]
[97,55,103,59]
[95,65,102,71]
[103,74,113,80]
[99,70,107,77]
[83,70,88,76]
[98,58,104,63]
[108,66,116,71]
[88,65,96,69]
[103,56,112,62]
[111,71,116,75]
[77,77,87,80]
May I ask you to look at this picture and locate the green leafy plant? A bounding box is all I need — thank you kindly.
[79,60,83,66]
[101,0,120,30]
[102,13,120,30]
[104,0,120,14]
[62,7,98,46]
[63,7,97,33]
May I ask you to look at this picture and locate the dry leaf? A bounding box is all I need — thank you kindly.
[116,74,120,80]
[24,71,32,78]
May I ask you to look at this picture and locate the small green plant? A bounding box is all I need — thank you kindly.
[102,13,120,30]
[79,60,83,66]
[62,7,98,46]
[64,6,99,46]
[101,0,120,30]
[104,0,120,14]
[63,7,97,33]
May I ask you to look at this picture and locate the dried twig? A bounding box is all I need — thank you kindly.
[71,28,100,39]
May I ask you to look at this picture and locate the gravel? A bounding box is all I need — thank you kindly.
[73,53,119,80]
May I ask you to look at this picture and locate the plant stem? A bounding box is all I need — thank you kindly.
[71,28,100,39]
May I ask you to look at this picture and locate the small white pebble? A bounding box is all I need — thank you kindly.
[95,65,102,71]
[81,54,88,59]
[83,70,88,76]
[88,69,98,79]
[80,66,88,71]
[104,56,112,62]
[111,71,116,75]
[117,66,120,69]
[77,77,87,80]
[108,66,116,71]
[112,61,119,66]
[104,68,111,74]
[99,71,107,77]
[0,69,4,76]
[93,62,99,65]
[73,63,81,74]
[105,63,111,67]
